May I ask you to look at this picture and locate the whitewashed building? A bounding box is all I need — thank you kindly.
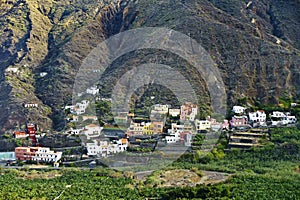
[71,100,90,115]
[232,106,246,114]
[168,108,181,117]
[24,103,38,108]
[152,104,170,114]
[165,131,192,147]
[32,147,62,163]
[86,138,128,157]
[270,111,288,126]
[126,122,144,136]
[68,128,84,135]
[165,131,181,144]
[286,115,297,124]
[86,86,99,95]
[195,119,211,131]
[170,123,194,134]
[248,110,267,123]
[82,124,103,139]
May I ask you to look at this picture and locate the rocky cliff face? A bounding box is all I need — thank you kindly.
[0,0,299,133]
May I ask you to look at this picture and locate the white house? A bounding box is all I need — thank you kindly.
[169,123,187,134]
[152,104,170,114]
[24,103,38,108]
[65,105,74,110]
[168,108,181,117]
[95,97,112,102]
[68,127,84,135]
[165,131,181,144]
[270,111,287,126]
[248,110,266,123]
[71,100,90,115]
[86,140,108,156]
[86,138,128,157]
[108,139,128,154]
[286,115,297,124]
[270,111,286,118]
[126,122,144,136]
[165,131,192,147]
[82,124,103,139]
[170,123,194,134]
[195,119,211,131]
[32,147,62,163]
[86,86,99,95]
[232,106,246,114]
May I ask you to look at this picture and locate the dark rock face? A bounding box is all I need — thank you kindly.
[0,0,299,133]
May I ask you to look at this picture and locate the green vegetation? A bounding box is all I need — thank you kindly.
[95,100,114,126]
[1,127,299,199]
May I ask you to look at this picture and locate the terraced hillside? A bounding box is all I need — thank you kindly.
[0,0,299,133]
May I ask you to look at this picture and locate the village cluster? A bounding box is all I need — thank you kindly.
[10,84,298,166]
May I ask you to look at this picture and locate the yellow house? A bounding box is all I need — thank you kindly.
[143,123,154,135]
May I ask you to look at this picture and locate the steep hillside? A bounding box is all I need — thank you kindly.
[0,0,299,133]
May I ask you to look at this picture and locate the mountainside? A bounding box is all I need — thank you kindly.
[0,0,299,133]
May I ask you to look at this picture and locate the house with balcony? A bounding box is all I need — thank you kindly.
[169,122,194,134]
[126,122,144,136]
[86,138,128,157]
[248,110,267,127]
[270,111,287,126]
[152,104,170,114]
[32,147,62,163]
[82,124,103,139]
[270,111,297,126]
[15,147,39,161]
[230,115,248,128]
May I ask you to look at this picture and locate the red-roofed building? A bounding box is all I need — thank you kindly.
[13,131,28,139]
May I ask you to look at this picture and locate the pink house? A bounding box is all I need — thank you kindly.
[179,131,192,146]
[180,102,198,121]
[230,116,247,127]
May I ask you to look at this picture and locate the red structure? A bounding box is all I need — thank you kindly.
[26,123,37,145]
[15,147,39,161]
